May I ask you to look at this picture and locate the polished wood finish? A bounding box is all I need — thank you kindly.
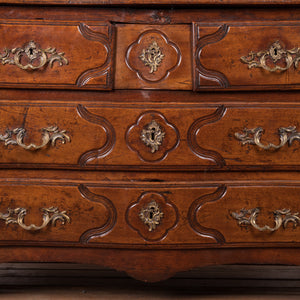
[194,23,300,90]
[0,22,113,90]
[1,1,300,283]
[115,24,192,90]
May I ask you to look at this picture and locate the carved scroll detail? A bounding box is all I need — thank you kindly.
[188,185,227,244]
[194,24,230,89]
[232,208,300,232]
[188,106,226,167]
[126,29,181,83]
[126,191,178,242]
[77,105,116,166]
[126,111,179,163]
[235,126,300,150]
[77,23,112,88]
[78,185,117,244]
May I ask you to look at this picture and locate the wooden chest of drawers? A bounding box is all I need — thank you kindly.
[1,0,300,282]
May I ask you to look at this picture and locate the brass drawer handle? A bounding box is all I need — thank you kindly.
[241,41,300,72]
[235,126,300,150]
[0,40,68,70]
[231,208,300,232]
[0,126,70,150]
[0,207,70,231]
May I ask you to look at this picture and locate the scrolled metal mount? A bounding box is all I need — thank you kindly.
[0,207,70,231]
[0,40,68,70]
[140,120,165,153]
[0,125,70,150]
[139,40,164,74]
[241,40,300,72]
[235,126,300,150]
[231,208,300,232]
[139,200,164,232]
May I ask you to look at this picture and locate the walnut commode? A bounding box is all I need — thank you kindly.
[0,0,300,282]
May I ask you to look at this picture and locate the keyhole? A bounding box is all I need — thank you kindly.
[149,207,155,219]
[150,128,156,141]
[29,48,34,55]
[274,48,277,56]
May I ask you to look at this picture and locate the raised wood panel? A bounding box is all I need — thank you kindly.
[115,24,192,90]
[0,21,113,89]
[194,23,300,90]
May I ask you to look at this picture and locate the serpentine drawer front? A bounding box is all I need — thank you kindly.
[2,1,300,283]
[0,178,300,246]
[0,103,299,170]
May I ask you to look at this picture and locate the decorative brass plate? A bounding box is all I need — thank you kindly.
[235,126,300,150]
[231,208,300,232]
[241,41,300,72]
[0,126,70,150]
[139,41,164,74]
[0,40,68,70]
[140,120,165,153]
[139,200,163,232]
[0,207,70,231]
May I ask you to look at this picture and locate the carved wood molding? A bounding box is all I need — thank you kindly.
[187,106,226,167]
[126,110,179,163]
[125,191,179,242]
[76,23,113,88]
[77,104,116,166]
[193,24,230,90]
[125,29,181,83]
[78,184,117,244]
[188,185,227,244]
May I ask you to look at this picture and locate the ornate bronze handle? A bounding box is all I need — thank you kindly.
[0,40,68,70]
[0,126,70,150]
[241,41,300,72]
[231,208,300,232]
[0,207,70,231]
[235,126,300,150]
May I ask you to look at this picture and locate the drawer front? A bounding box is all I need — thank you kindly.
[1,178,300,247]
[194,23,300,90]
[1,103,300,170]
[0,21,113,90]
[115,24,192,90]
[0,183,115,244]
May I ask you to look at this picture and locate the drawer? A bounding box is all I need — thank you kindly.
[115,24,192,90]
[1,176,300,247]
[1,102,300,170]
[0,21,113,90]
[0,183,114,244]
[194,22,300,90]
